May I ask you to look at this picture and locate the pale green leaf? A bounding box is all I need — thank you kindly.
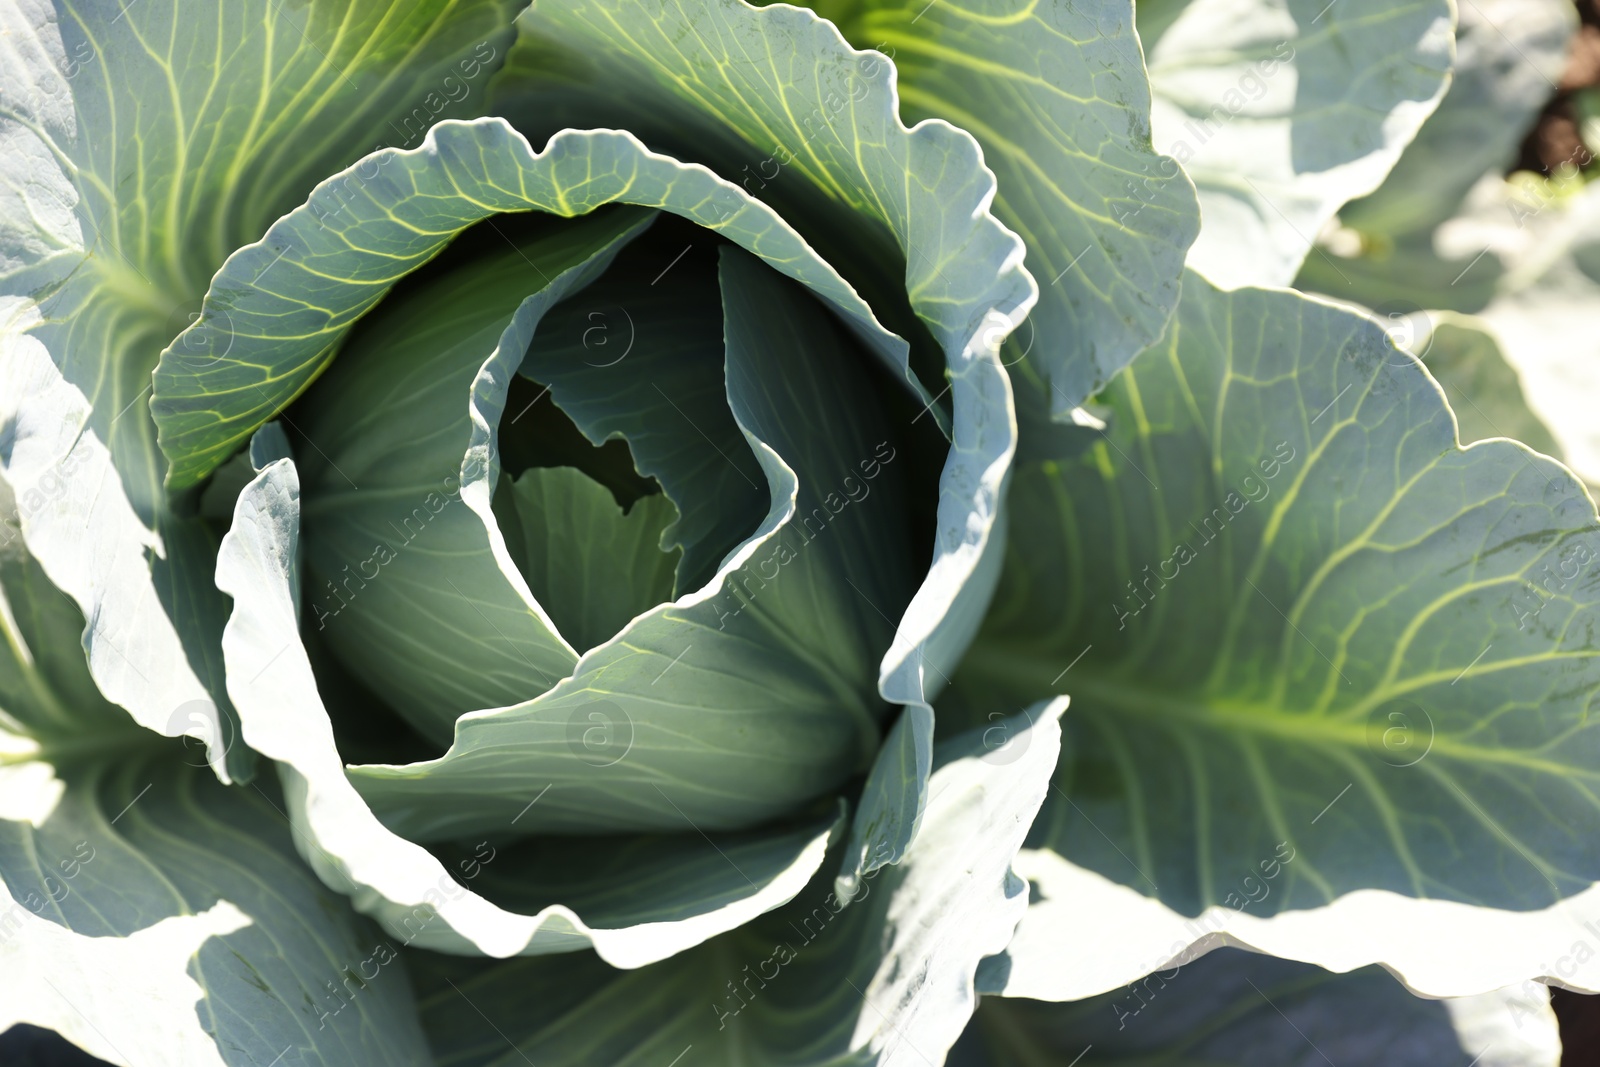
[801,0,1201,414]
[152,119,922,490]
[954,949,1559,1067]
[1294,0,1576,311]
[514,230,769,591]
[1469,182,1600,488]
[0,0,522,781]
[979,844,1600,1000]
[1416,313,1564,458]
[1336,0,1577,240]
[0,489,429,1066]
[1143,0,1454,288]
[494,467,680,654]
[0,305,250,783]
[946,272,1600,993]
[0,759,434,1067]
[409,706,1062,1067]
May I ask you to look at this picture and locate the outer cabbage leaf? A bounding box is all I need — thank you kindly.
[0,0,522,781]
[948,271,1600,998]
[1334,0,1577,241]
[0,485,430,1066]
[0,314,245,784]
[1289,0,1596,483]
[408,706,1062,1067]
[952,948,1560,1066]
[1306,171,1600,489]
[1464,181,1600,488]
[150,119,923,490]
[790,0,1202,416]
[1295,0,1576,312]
[1141,0,1454,288]
[978,847,1600,1001]
[1413,314,1564,459]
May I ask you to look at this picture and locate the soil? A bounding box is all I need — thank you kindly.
[1513,0,1600,175]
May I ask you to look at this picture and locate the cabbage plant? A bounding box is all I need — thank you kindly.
[1,0,1598,1064]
